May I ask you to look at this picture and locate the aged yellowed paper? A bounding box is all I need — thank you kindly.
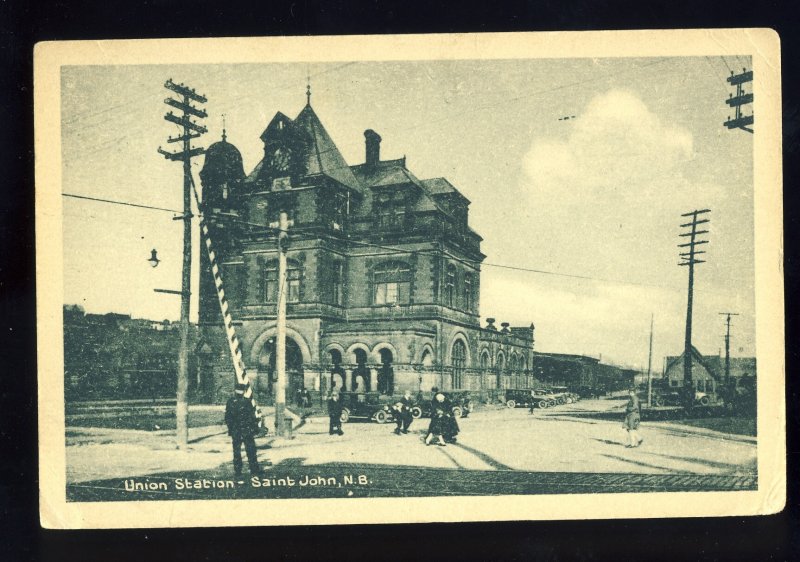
[36,29,784,528]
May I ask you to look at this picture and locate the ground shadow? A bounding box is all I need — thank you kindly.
[435,446,466,469]
[640,451,754,472]
[601,453,677,473]
[536,416,598,425]
[451,442,513,470]
[188,430,227,444]
[591,438,625,447]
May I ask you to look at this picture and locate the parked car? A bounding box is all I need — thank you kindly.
[651,388,682,407]
[575,386,600,399]
[503,388,534,409]
[338,392,391,423]
[411,390,473,419]
[550,386,579,404]
[503,388,557,409]
[651,388,713,407]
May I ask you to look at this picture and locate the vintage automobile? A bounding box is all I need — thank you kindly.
[550,386,579,404]
[411,390,473,419]
[651,388,713,407]
[338,392,392,423]
[503,388,557,409]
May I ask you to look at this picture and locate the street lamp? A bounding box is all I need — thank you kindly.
[148,248,161,268]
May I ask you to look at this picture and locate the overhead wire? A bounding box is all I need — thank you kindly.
[63,189,726,296]
[64,57,724,296]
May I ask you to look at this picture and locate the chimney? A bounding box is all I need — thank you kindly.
[364,129,382,166]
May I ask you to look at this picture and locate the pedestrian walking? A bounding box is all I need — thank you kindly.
[424,405,447,447]
[224,383,262,477]
[392,390,414,435]
[623,388,643,448]
[528,390,536,414]
[425,392,452,446]
[327,392,344,436]
[436,392,460,443]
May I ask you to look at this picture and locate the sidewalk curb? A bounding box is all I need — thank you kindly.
[648,421,757,444]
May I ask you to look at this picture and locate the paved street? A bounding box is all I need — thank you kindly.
[66,398,757,501]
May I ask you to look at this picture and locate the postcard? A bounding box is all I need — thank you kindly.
[36,29,784,528]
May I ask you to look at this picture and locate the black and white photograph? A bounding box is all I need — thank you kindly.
[35,30,784,528]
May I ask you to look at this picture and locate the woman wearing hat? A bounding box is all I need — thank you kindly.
[424,392,448,446]
[623,388,643,448]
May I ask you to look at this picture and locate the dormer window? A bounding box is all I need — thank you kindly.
[376,191,407,230]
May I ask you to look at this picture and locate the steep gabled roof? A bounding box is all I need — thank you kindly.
[420,177,471,204]
[351,159,442,213]
[293,104,363,193]
[665,347,723,380]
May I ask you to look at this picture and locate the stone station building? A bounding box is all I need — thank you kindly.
[196,96,535,404]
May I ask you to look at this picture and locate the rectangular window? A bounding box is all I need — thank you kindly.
[464,273,473,310]
[332,262,344,306]
[445,265,456,307]
[288,279,300,303]
[375,281,410,305]
[265,278,277,303]
[288,268,300,303]
[265,265,300,303]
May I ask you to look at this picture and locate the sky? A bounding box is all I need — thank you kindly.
[60,56,755,371]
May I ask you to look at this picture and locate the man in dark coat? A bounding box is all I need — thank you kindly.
[392,390,415,435]
[328,392,344,436]
[224,383,261,477]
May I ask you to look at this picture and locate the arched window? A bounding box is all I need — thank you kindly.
[496,352,505,388]
[452,339,466,389]
[373,261,412,305]
[445,264,456,307]
[264,259,301,303]
[421,349,433,367]
[480,350,490,370]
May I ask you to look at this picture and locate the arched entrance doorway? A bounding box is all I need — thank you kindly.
[378,348,394,395]
[352,348,370,392]
[328,349,345,393]
[256,336,305,405]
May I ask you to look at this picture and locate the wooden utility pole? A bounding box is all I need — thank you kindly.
[719,312,740,385]
[270,211,293,437]
[678,209,710,408]
[647,313,654,408]
[724,68,754,134]
[157,79,207,449]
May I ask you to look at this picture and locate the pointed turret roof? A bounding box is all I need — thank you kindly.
[293,104,363,193]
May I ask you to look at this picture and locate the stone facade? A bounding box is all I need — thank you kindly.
[197,100,535,404]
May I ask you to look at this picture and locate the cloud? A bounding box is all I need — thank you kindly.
[524,89,693,200]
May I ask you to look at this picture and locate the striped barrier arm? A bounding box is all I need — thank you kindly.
[189,176,260,420]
